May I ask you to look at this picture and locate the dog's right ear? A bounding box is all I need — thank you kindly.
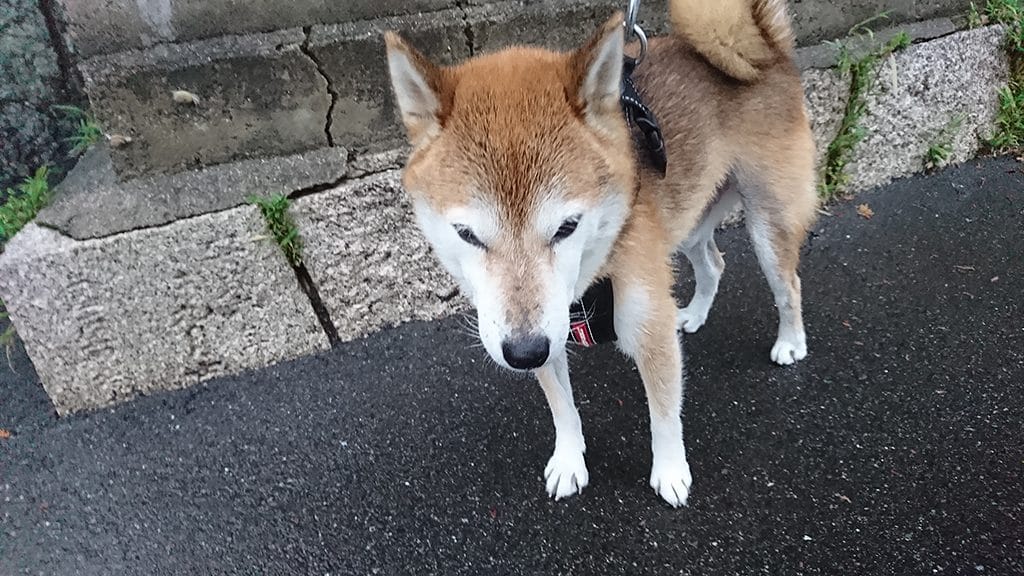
[384,32,448,148]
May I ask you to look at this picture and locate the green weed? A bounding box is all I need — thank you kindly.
[924,114,966,170]
[977,0,1024,152]
[968,2,985,28]
[54,104,102,156]
[1,166,52,243]
[819,27,911,201]
[0,299,14,369]
[989,83,1024,152]
[249,194,303,267]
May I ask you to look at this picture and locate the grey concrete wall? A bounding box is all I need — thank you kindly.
[61,0,973,57]
[63,0,974,182]
[80,28,332,178]
[61,0,460,58]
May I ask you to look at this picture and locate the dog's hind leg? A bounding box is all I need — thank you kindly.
[677,179,741,333]
[534,351,588,500]
[738,164,816,366]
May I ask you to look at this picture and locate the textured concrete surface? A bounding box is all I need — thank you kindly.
[787,0,971,46]
[468,0,970,54]
[1,157,1021,574]
[35,143,349,240]
[0,209,329,415]
[845,25,1009,193]
[294,170,466,342]
[57,0,972,58]
[57,1,983,180]
[61,0,458,57]
[802,67,852,177]
[0,0,77,191]
[308,10,470,153]
[470,0,669,54]
[80,28,330,178]
[794,18,960,70]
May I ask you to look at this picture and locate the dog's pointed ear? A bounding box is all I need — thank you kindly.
[385,31,447,147]
[569,12,625,125]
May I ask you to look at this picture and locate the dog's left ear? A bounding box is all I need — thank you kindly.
[384,31,450,148]
[568,12,625,129]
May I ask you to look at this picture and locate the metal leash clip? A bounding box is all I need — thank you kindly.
[624,0,648,64]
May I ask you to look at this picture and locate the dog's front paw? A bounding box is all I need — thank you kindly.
[544,449,589,500]
[771,333,808,365]
[650,458,693,508]
[676,307,708,334]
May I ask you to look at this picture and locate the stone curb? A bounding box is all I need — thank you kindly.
[36,143,349,241]
[0,210,329,415]
[292,171,468,343]
[0,23,1010,415]
[844,25,1008,192]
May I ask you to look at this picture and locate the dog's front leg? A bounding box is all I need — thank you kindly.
[534,351,588,500]
[613,277,693,508]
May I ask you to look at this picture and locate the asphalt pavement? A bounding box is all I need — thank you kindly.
[1,157,1022,575]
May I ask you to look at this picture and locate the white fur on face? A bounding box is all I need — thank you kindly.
[412,187,629,370]
[412,198,510,366]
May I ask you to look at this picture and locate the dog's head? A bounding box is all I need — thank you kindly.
[384,14,635,370]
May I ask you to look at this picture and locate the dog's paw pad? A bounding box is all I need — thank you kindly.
[544,450,589,501]
[650,459,693,508]
[676,307,707,334]
[771,337,808,365]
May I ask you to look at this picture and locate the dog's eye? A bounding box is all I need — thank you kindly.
[453,225,485,249]
[552,217,580,243]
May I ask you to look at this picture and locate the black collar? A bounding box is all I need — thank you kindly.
[620,56,667,176]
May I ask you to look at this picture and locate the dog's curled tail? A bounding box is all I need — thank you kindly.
[669,0,795,82]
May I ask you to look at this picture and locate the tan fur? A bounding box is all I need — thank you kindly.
[385,0,818,503]
[669,0,795,82]
[388,0,817,360]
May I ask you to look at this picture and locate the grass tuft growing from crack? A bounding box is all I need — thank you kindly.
[990,84,1024,151]
[0,300,14,368]
[54,104,102,156]
[974,0,1024,153]
[818,24,911,201]
[1,166,52,244]
[249,194,304,268]
[924,114,966,171]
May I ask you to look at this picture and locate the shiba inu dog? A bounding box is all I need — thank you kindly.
[383,0,817,507]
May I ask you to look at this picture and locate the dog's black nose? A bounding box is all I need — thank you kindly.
[501,334,550,370]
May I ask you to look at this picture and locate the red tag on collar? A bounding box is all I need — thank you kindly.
[569,320,597,347]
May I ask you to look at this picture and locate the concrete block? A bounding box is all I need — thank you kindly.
[802,67,853,177]
[467,0,968,54]
[80,29,330,179]
[0,211,329,415]
[794,18,960,70]
[308,10,470,154]
[788,0,970,47]
[60,0,458,58]
[294,170,466,341]
[36,143,348,240]
[844,25,1008,193]
[469,0,668,55]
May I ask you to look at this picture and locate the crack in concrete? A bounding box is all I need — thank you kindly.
[287,172,349,201]
[300,26,338,147]
[37,0,85,97]
[455,0,475,56]
[293,262,340,347]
